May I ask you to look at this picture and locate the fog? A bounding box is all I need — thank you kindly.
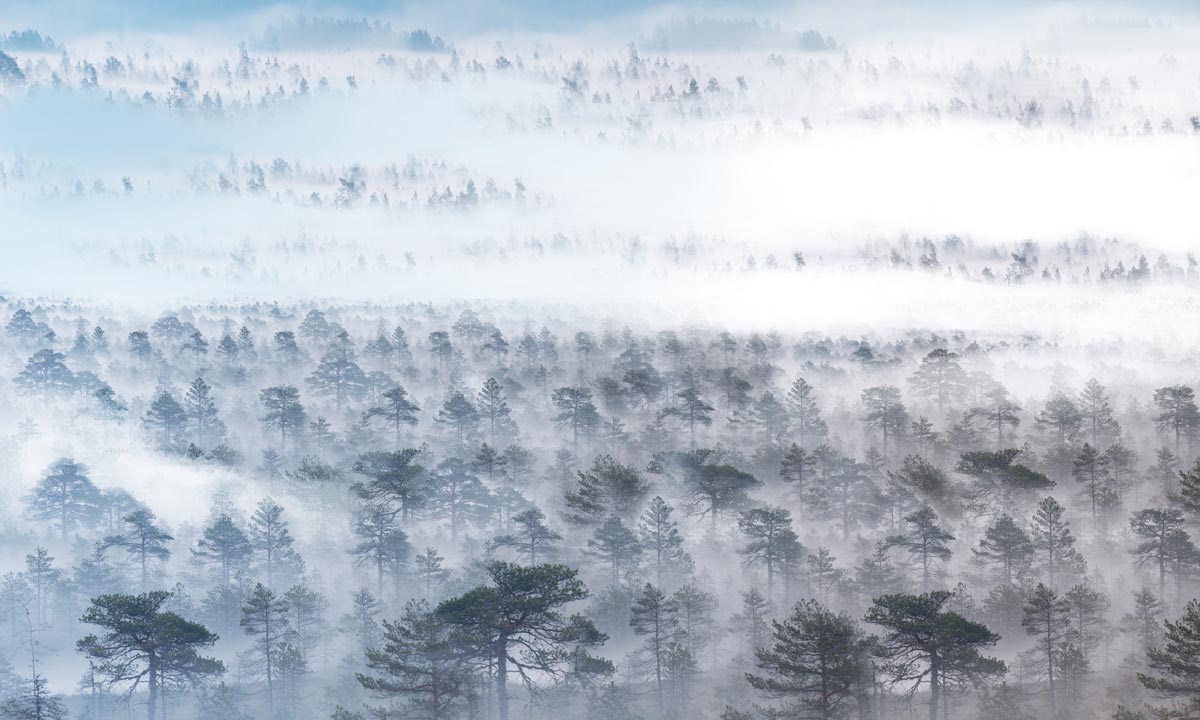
[2,2,1200,720]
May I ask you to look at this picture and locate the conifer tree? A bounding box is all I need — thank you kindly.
[183,377,223,448]
[886,506,954,591]
[248,498,300,590]
[101,509,173,592]
[630,583,681,714]
[241,583,291,715]
[26,458,103,541]
[638,496,687,587]
[748,599,872,720]
[973,513,1033,586]
[1022,583,1073,715]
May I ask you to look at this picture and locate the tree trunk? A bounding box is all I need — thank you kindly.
[1046,633,1056,714]
[655,632,664,713]
[495,645,509,720]
[146,657,159,720]
[265,615,275,715]
[927,655,939,720]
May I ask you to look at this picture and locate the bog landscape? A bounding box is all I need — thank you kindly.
[1,2,1200,720]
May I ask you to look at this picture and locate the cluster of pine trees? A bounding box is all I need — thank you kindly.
[4,303,1200,720]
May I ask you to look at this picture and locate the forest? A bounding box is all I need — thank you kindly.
[3,1,1200,720]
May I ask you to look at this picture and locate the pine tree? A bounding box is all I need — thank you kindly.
[481,328,510,365]
[861,385,908,458]
[968,387,1022,450]
[192,514,252,586]
[237,325,256,357]
[412,547,450,601]
[13,349,73,398]
[660,375,714,446]
[1035,393,1083,446]
[1029,497,1085,590]
[800,552,837,604]
[888,454,955,521]
[1156,446,1182,498]
[908,349,968,413]
[1064,582,1110,666]
[630,583,681,714]
[677,450,761,527]
[911,416,938,454]
[886,506,954,591]
[490,507,561,564]
[738,506,802,599]
[1,670,66,720]
[477,377,514,445]
[284,583,331,662]
[674,583,719,665]
[472,442,508,484]
[823,456,878,540]
[435,390,479,446]
[78,592,223,720]
[351,503,410,601]
[183,377,223,449]
[143,390,187,450]
[5,309,48,346]
[731,588,773,654]
[181,329,209,369]
[1079,378,1120,447]
[638,497,687,587]
[101,509,172,592]
[779,443,816,520]
[26,458,103,540]
[1123,586,1164,654]
[973,513,1033,586]
[1130,507,1198,600]
[94,384,128,422]
[308,416,334,460]
[585,517,642,586]
[747,392,790,447]
[216,332,240,367]
[259,385,307,450]
[248,498,300,590]
[1022,583,1073,715]
[363,328,395,368]
[358,599,473,720]
[343,587,381,659]
[853,541,906,601]
[785,377,829,446]
[436,562,611,720]
[128,330,153,365]
[22,549,58,630]
[1073,443,1110,521]
[241,583,291,715]
[430,458,491,539]
[564,455,652,525]
[351,449,431,523]
[552,386,602,447]
[364,385,420,445]
[1154,385,1200,455]
[4,606,66,720]
[307,332,368,408]
[391,326,413,368]
[1177,458,1200,517]
[747,598,873,720]
[867,591,1004,720]
[273,331,304,369]
[1138,599,1200,718]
